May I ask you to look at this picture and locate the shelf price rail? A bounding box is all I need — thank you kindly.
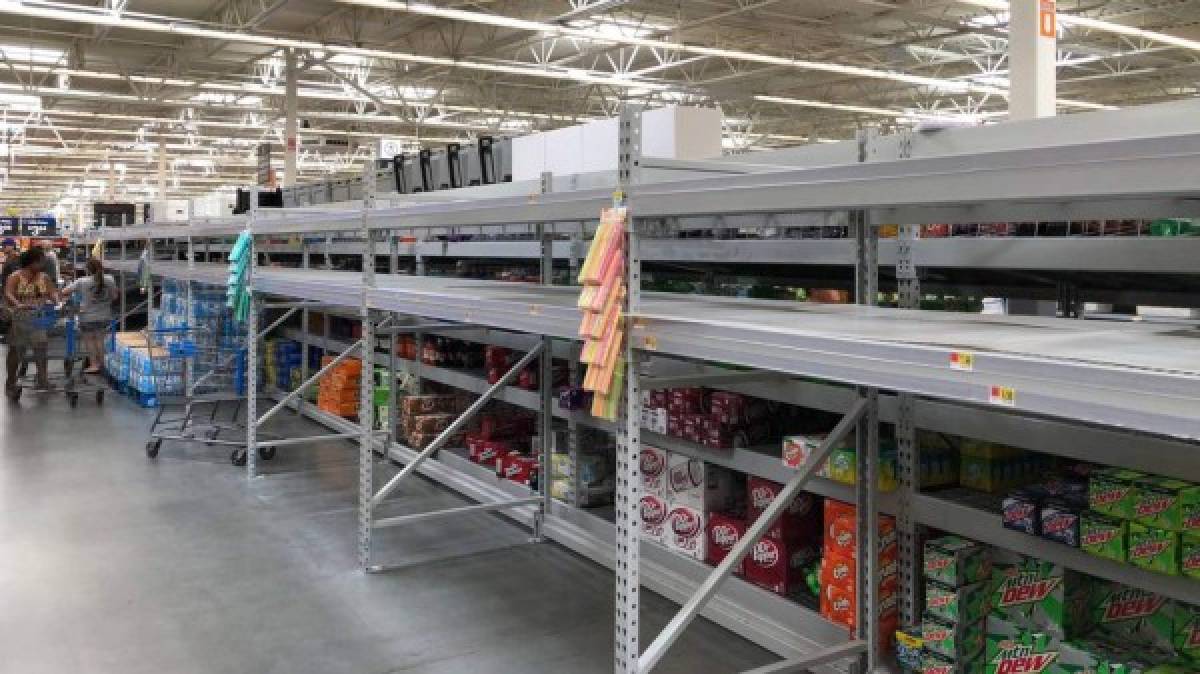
[84,101,1200,672]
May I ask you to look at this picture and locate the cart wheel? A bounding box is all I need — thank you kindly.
[67,392,79,408]
[258,445,277,461]
[146,439,161,458]
[96,390,105,404]
[231,449,247,467]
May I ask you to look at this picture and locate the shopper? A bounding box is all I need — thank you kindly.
[62,258,117,374]
[40,243,60,286]
[4,247,58,395]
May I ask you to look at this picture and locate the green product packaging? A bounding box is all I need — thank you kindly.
[1172,602,1200,663]
[924,535,992,588]
[923,614,985,661]
[1132,477,1200,533]
[1081,511,1129,563]
[984,617,1060,674]
[926,579,990,625]
[1128,523,1182,576]
[1182,534,1200,580]
[1088,581,1176,655]
[921,651,983,674]
[989,552,1093,639]
[1089,468,1145,520]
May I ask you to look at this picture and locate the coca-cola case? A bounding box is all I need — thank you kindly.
[496,454,538,488]
[747,476,822,543]
[743,536,819,596]
[707,512,747,575]
[640,446,668,498]
[640,494,667,545]
[666,453,733,512]
[660,505,703,560]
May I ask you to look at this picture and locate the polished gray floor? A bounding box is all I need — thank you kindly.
[0,389,774,673]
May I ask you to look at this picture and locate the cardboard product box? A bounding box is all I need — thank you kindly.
[990,552,1093,639]
[744,536,819,596]
[640,446,668,498]
[496,454,538,488]
[926,579,990,625]
[747,476,822,542]
[983,617,1060,674]
[640,494,667,545]
[1081,511,1129,563]
[1089,468,1146,520]
[924,535,992,588]
[1132,476,1200,533]
[1128,523,1182,576]
[921,651,983,674]
[1003,488,1045,536]
[1040,499,1086,548]
[1088,581,1177,656]
[820,573,898,631]
[922,614,986,661]
[1173,601,1200,663]
[1182,534,1200,580]
[666,454,733,511]
[706,512,746,574]
[664,505,707,561]
[823,497,897,560]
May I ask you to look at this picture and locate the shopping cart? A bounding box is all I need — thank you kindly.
[141,326,279,466]
[9,304,106,406]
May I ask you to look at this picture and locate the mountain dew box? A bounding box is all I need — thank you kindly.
[1172,601,1199,662]
[926,579,990,625]
[1132,477,1200,533]
[1088,582,1176,655]
[1128,523,1181,576]
[925,535,992,587]
[1182,534,1200,580]
[1081,511,1129,563]
[1089,469,1145,520]
[923,613,986,660]
[984,618,1059,674]
[990,552,1093,639]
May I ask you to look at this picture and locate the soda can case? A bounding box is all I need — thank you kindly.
[706,512,746,575]
[664,505,707,561]
[666,453,732,512]
[640,446,668,499]
[639,494,667,545]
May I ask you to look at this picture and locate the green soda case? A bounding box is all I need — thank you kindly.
[984,617,1061,674]
[1089,468,1145,520]
[923,614,986,661]
[989,553,1093,639]
[1088,581,1176,655]
[1081,511,1129,563]
[926,579,990,625]
[1182,534,1200,580]
[1172,602,1200,663]
[924,535,992,588]
[921,651,983,674]
[1128,523,1182,576]
[1132,477,1200,533]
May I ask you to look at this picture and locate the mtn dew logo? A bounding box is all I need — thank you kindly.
[1097,587,1166,623]
[991,642,1058,674]
[1091,487,1127,506]
[1136,494,1173,518]
[1130,538,1170,559]
[1082,528,1118,546]
[997,571,1062,607]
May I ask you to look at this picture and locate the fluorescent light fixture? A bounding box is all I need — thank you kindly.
[0,44,65,65]
[0,92,41,110]
[959,0,1200,53]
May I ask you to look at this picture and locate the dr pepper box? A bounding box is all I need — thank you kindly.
[747,476,821,543]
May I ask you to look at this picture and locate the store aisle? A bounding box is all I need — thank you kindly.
[0,391,774,674]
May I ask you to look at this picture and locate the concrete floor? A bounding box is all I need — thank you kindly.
[0,388,774,674]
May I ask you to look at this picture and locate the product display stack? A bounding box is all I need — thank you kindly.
[663,454,735,562]
[576,206,626,421]
[741,477,820,596]
[316,355,361,419]
[818,498,898,646]
[549,431,615,508]
[919,535,992,673]
[395,393,468,450]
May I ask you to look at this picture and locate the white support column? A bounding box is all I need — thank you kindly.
[156,136,167,218]
[358,162,378,571]
[535,171,553,543]
[1009,0,1057,120]
[284,48,298,188]
[614,104,642,674]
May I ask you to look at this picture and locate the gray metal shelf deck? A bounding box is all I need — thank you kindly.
[119,260,1200,440]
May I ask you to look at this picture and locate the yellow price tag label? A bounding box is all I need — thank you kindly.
[949,351,975,371]
[988,385,1016,407]
[529,304,542,316]
[642,335,658,350]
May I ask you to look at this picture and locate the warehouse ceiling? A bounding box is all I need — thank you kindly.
[0,0,1198,212]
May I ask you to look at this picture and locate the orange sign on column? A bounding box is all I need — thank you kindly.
[1040,0,1056,38]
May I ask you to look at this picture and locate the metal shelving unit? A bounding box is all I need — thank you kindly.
[80,99,1200,673]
